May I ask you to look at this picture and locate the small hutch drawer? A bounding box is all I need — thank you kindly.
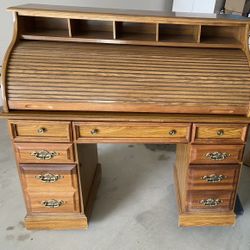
[9,120,72,142]
[191,123,248,144]
[14,143,75,164]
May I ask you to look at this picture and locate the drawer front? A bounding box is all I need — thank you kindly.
[20,164,78,191]
[74,122,191,143]
[15,143,75,163]
[192,123,248,144]
[9,120,72,142]
[190,145,244,164]
[188,164,240,190]
[187,191,235,212]
[27,192,80,213]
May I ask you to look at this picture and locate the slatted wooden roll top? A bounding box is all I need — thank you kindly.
[2,4,250,116]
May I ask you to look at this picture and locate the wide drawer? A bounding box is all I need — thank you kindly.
[20,164,78,191]
[188,164,240,190]
[26,192,80,213]
[187,190,235,212]
[9,120,72,142]
[74,122,191,143]
[14,143,75,163]
[192,123,248,144]
[189,145,244,164]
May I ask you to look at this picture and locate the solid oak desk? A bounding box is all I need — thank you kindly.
[1,4,250,230]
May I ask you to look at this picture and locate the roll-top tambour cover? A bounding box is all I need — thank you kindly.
[3,4,250,115]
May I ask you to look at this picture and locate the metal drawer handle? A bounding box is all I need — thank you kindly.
[217,129,224,136]
[206,152,231,161]
[31,150,58,160]
[41,199,64,208]
[169,129,177,136]
[200,198,223,207]
[36,173,63,183]
[91,128,99,135]
[201,174,227,183]
[37,127,47,134]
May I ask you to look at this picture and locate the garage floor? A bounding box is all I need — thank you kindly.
[1,120,250,250]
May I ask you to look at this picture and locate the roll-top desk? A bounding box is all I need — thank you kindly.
[1,4,250,230]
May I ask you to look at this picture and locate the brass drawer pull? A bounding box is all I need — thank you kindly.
[31,150,58,160]
[41,199,64,208]
[37,127,47,134]
[200,198,223,207]
[201,174,227,183]
[217,129,224,136]
[36,173,63,183]
[90,128,99,135]
[169,129,177,136]
[206,152,231,161]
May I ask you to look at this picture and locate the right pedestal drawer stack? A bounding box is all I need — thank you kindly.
[175,123,248,226]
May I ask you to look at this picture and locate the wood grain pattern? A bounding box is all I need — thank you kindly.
[191,123,248,144]
[7,41,250,115]
[189,145,244,164]
[14,143,75,163]
[9,120,72,142]
[74,122,191,143]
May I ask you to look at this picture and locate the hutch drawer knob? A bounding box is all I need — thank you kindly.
[217,129,224,136]
[36,173,63,183]
[169,129,177,136]
[200,198,222,207]
[41,199,64,208]
[201,174,227,183]
[31,150,58,160]
[205,152,231,161]
[90,128,99,135]
[37,127,47,134]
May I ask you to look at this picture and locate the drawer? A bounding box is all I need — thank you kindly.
[192,123,248,144]
[20,164,78,191]
[187,190,235,212]
[188,164,240,190]
[189,145,244,164]
[9,120,72,142]
[26,192,80,213]
[74,122,191,143]
[14,143,75,163]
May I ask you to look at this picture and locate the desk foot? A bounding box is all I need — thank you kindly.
[173,166,236,227]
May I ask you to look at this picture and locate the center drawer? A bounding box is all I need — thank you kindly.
[14,143,75,163]
[74,122,191,143]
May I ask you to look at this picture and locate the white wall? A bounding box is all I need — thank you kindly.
[0,0,173,107]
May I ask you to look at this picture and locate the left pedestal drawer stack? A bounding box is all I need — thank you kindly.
[8,120,88,230]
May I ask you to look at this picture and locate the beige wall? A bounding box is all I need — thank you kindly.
[0,1,173,106]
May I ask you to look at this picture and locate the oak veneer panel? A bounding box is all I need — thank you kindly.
[189,145,244,164]
[74,122,191,143]
[14,143,75,163]
[188,164,240,190]
[9,120,72,142]
[20,164,78,192]
[6,41,250,115]
[192,123,248,144]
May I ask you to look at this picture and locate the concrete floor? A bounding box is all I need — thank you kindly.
[1,120,250,250]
